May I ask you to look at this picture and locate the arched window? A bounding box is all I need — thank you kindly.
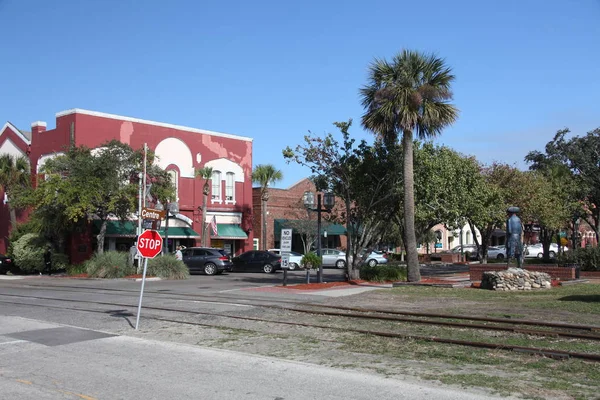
[225,172,235,202]
[211,171,222,202]
[168,170,179,202]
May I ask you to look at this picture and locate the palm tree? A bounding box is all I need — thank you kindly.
[195,166,213,246]
[0,154,31,230]
[252,164,283,250]
[360,50,458,282]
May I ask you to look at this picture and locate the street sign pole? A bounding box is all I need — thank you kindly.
[135,257,149,330]
[134,229,162,330]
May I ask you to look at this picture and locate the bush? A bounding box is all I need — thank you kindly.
[301,252,321,270]
[67,263,87,276]
[7,220,41,259]
[85,251,134,278]
[387,253,404,262]
[360,264,407,282]
[11,233,47,273]
[558,247,600,271]
[147,255,189,279]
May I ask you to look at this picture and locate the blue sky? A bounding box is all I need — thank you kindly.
[1,0,599,188]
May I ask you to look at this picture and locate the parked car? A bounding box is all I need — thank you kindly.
[359,250,389,267]
[0,254,15,275]
[268,249,304,270]
[524,243,567,259]
[321,248,347,269]
[181,247,232,275]
[449,245,480,260]
[231,250,281,273]
[487,245,507,260]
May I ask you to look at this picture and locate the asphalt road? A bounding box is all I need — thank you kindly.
[0,269,502,400]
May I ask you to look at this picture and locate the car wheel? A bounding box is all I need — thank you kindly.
[496,254,504,260]
[549,251,556,258]
[367,259,377,267]
[289,262,298,271]
[537,253,543,259]
[263,264,274,274]
[204,263,217,275]
[335,260,346,269]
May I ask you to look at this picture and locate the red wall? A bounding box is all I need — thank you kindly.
[4,110,254,259]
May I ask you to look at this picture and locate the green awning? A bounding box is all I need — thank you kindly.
[92,220,200,238]
[212,224,248,239]
[158,227,201,238]
[274,219,346,238]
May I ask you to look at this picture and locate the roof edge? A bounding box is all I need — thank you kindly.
[55,108,253,142]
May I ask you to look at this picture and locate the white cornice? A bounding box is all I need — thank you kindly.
[1,122,31,145]
[31,121,47,128]
[56,108,253,142]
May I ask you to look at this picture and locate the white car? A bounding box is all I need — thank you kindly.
[321,248,348,269]
[268,249,304,270]
[524,243,566,259]
[359,250,389,267]
[487,245,507,260]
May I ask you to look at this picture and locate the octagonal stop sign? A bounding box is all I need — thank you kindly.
[137,230,163,258]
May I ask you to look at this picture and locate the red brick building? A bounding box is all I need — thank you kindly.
[252,178,347,252]
[0,109,254,262]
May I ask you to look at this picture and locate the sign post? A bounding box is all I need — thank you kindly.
[135,229,162,330]
[280,229,293,286]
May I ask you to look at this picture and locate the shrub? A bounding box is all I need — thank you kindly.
[558,247,600,271]
[147,255,189,279]
[67,263,87,276]
[11,233,46,273]
[7,220,41,259]
[301,252,321,270]
[85,251,134,278]
[360,264,407,282]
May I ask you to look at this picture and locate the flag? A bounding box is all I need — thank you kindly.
[210,215,218,237]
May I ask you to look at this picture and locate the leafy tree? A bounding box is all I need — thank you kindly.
[284,198,319,255]
[195,166,213,246]
[29,140,174,254]
[252,164,283,250]
[526,128,600,243]
[284,120,400,280]
[463,163,528,263]
[412,142,480,245]
[0,154,31,230]
[521,170,574,261]
[360,50,459,281]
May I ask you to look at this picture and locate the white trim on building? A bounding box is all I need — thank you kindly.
[55,109,253,142]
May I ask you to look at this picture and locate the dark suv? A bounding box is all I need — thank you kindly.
[0,254,15,275]
[181,247,233,275]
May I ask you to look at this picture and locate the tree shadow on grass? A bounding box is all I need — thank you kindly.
[559,295,600,303]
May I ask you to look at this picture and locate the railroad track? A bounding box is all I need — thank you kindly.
[14,283,600,339]
[1,289,599,362]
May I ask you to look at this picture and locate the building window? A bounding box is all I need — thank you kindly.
[211,171,222,202]
[466,231,471,244]
[168,170,179,201]
[225,172,234,202]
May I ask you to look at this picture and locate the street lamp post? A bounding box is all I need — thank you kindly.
[303,191,335,283]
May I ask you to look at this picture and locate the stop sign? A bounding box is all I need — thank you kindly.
[137,230,163,258]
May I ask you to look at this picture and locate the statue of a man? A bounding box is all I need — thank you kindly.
[505,206,523,268]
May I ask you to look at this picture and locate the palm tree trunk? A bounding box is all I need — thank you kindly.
[403,131,420,282]
[261,199,267,250]
[202,192,208,247]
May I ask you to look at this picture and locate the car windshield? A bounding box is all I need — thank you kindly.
[289,251,302,256]
[218,250,229,257]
